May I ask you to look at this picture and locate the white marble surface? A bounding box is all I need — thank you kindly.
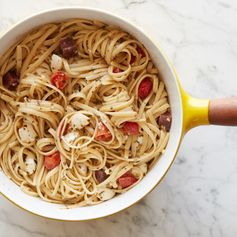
[1,0,237,236]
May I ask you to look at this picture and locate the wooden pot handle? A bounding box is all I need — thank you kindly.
[209,97,237,126]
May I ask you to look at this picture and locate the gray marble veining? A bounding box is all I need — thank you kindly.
[1,0,237,236]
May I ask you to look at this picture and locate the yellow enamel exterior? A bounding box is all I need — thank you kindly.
[179,84,210,133]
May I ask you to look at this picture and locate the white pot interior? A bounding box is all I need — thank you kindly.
[0,8,183,221]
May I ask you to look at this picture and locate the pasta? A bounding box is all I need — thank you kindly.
[0,19,171,206]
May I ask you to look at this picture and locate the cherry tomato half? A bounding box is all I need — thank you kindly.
[113,67,122,73]
[95,122,112,142]
[44,151,61,170]
[122,122,139,136]
[118,171,138,188]
[50,71,68,90]
[138,77,153,100]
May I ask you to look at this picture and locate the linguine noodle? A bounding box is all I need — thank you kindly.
[0,19,171,206]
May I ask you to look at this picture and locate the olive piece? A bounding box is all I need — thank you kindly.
[59,36,78,59]
[95,169,108,183]
[157,112,172,131]
[2,70,19,91]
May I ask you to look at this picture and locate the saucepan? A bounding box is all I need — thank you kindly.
[0,7,236,221]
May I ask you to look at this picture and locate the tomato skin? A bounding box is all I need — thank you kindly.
[138,77,153,100]
[118,171,138,188]
[44,151,61,170]
[113,67,122,73]
[50,71,68,90]
[95,122,112,142]
[122,122,139,136]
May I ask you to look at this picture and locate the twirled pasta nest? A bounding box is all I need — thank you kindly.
[0,19,171,206]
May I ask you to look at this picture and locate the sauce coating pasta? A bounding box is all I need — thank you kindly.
[0,19,171,206]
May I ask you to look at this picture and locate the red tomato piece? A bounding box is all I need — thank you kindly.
[113,67,122,73]
[44,151,61,170]
[122,122,139,136]
[137,46,145,57]
[138,77,153,100]
[118,171,138,188]
[95,122,112,142]
[50,71,68,90]
[120,171,132,178]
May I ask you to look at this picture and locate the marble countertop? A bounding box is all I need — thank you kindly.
[1,0,237,236]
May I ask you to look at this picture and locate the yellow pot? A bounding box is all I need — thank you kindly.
[0,7,236,221]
